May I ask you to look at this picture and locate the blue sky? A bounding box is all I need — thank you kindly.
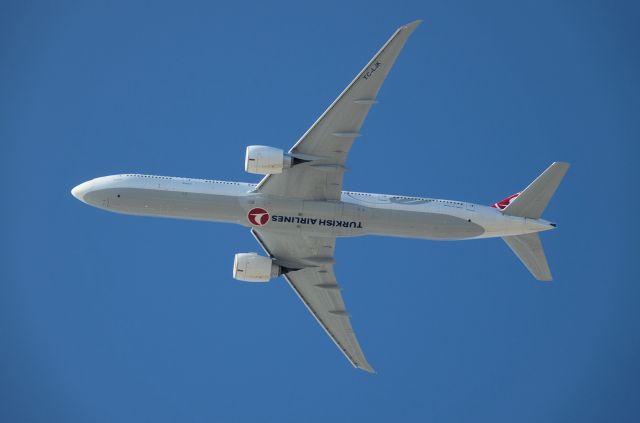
[2,1,639,421]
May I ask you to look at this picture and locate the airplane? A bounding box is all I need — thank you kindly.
[71,20,569,373]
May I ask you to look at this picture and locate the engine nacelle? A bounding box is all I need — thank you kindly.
[233,253,281,282]
[245,145,292,175]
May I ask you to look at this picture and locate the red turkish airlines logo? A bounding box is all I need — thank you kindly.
[247,207,270,226]
[491,192,520,210]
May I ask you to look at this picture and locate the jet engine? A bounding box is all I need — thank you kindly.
[233,253,281,282]
[245,145,293,175]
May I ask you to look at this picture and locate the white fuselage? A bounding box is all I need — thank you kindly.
[71,174,555,240]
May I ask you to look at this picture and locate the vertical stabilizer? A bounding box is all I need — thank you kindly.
[502,233,552,281]
[503,162,570,219]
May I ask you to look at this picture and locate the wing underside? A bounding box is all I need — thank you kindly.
[251,229,374,372]
[256,20,421,201]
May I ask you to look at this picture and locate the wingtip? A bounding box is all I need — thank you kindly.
[535,272,553,282]
[359,364,376,374]
[402,19,423,31]
[355,360,376,373]
[551,161,571,170]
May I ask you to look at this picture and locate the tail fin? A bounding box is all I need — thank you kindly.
[491,192,521,210]
[503,233,552,281]
[501,162,570,219]
[496,162,570,281]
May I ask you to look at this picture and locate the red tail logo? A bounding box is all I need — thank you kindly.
[491,192,520,210]
[247,207,270,226]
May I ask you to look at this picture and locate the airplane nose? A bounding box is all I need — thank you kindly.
[71,181,91,202]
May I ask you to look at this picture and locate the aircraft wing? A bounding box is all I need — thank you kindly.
[251,229,374,372]
[255,20,421,201]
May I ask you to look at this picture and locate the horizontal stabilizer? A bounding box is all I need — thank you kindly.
[502,233,552,281]
[503,162,570,219]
